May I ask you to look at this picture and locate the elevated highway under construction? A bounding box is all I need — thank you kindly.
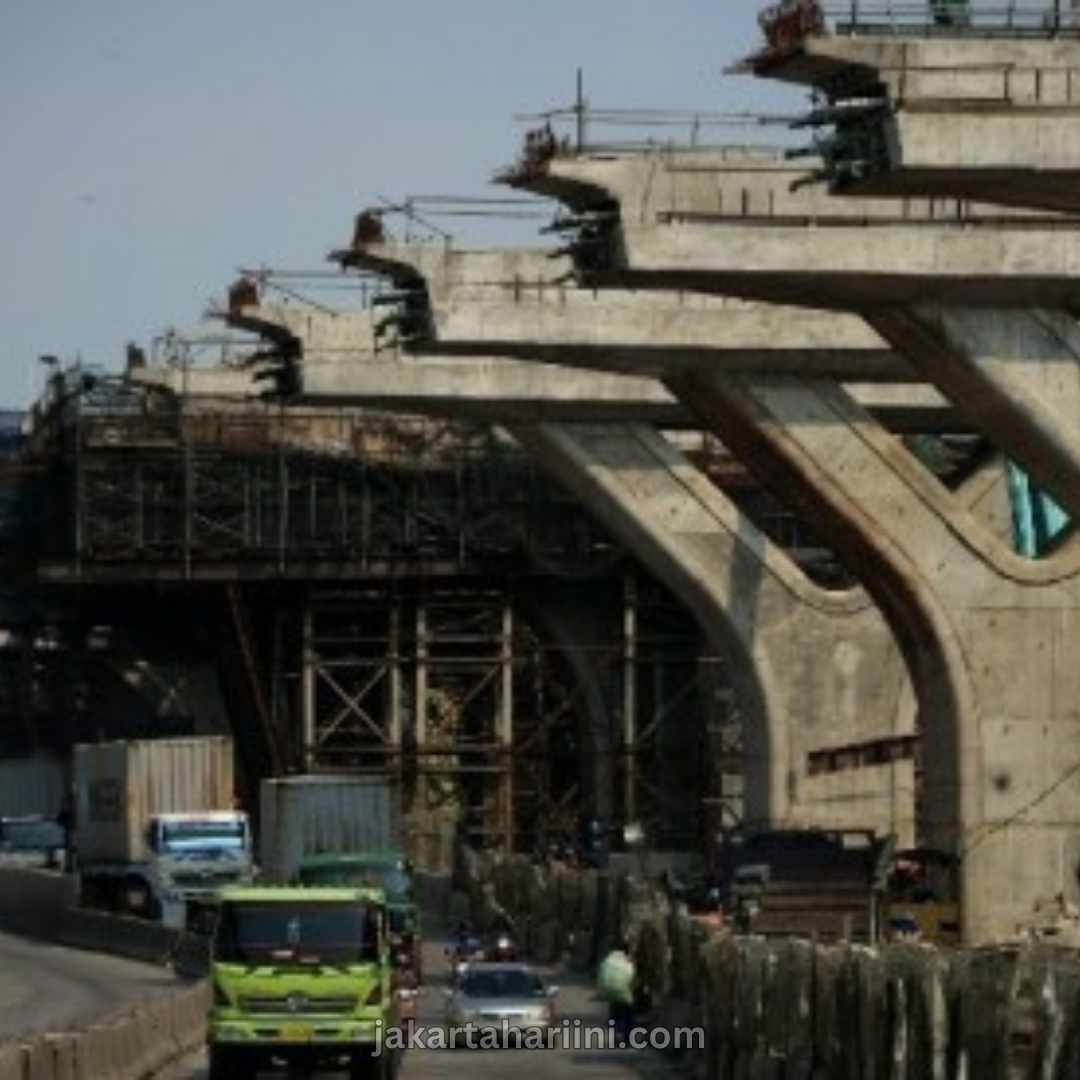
[3,0,1080,950]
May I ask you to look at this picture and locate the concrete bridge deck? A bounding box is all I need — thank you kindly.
[742,1,1080,212]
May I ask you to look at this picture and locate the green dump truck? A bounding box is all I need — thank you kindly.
[207,885,400,1079]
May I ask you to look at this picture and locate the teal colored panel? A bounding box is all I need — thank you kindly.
[1006,461,1070,558]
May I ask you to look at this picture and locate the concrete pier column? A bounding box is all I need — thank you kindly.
[511,420,914,837]
[670,369,1080,943]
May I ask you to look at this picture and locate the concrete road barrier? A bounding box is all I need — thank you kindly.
[0,867,211,1079]
[0,869,76,939]
[0,1046,21,1080]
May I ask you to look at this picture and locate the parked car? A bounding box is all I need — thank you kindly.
[443,962,557,1046]
[0,815,65,868]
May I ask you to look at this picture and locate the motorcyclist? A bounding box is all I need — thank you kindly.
[445,921,476,982]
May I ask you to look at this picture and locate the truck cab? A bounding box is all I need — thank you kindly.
[296,851,421,979]
[147,810,254,926]
[207,884,399,1079]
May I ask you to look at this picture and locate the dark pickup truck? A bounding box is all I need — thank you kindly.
[714,828,894,943]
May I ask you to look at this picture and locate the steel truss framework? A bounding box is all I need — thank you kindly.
[278,575,733,863]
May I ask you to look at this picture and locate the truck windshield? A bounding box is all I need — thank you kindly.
[161,820,247,855]
[215,901,380,965]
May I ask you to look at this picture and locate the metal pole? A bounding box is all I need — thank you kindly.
[414,602,431,866]
[414,600,427,768]
[301,603,316,771]
[389,601,402,774]
[623,572,638,828]
[575,68,586,152]
[498,601,514,851]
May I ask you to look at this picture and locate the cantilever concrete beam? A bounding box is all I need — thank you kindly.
[588,221,1080,310]
[130,351,954,434]
[496,143,1054,232]
[744,30,1080,214]
[342,243,908,376]
[326,245,957,430]
[503,151,1080,522]
[493,148,1079,310]
[131,357,688,425]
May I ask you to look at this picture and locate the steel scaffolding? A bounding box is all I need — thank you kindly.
[0,379,736,862]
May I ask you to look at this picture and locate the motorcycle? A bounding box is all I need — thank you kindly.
[445,931,481,983]
[485,931,517,962]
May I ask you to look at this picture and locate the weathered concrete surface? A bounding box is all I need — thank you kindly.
[133,353,690,425]
[335,243,911,379]
[492,144,1080,941]
[496,143,1004,225]
[511,420,915,837]
[504,150,1080,522]
[869,305,1080,524]
[671,369,1080,944]
[746,23,1080,213]
[136,287,958,431]
[582,218,1080,309]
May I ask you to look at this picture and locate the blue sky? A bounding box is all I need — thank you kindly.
[0,2,804,408]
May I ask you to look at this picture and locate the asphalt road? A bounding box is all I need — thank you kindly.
[0,929,188,1042]
[158,938,682,1078]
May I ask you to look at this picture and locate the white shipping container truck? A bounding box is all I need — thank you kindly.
[73,736,255,926]
[259,774,401,884]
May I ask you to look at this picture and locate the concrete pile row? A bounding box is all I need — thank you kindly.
[656,928,1080,1078]
[466,852,1080,1078]
[0,867,210,1080]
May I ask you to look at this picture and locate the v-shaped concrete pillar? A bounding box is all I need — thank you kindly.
[331,232,1075,940]
[669,368,1080,943]
[508,419,914,836]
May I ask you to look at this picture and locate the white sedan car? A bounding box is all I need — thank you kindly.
[444,962,558,1046]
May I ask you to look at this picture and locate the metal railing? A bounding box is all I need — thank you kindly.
[495,109,796,188]
[817,0,1080,35]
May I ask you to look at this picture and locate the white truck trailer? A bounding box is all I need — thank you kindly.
[258,773,401,885]
[73,735,255,927]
